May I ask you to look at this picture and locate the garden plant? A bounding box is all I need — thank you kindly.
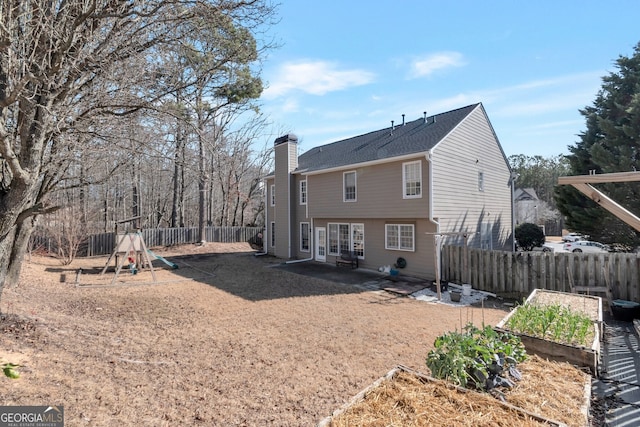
[505,302,595,347]
[426,324,527,400]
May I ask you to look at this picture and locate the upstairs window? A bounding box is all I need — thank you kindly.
[343,171,356,202]
[403,161,422,198]
[270,184,275,206]
[300,180,307,205]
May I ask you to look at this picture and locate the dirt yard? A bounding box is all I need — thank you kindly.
[0,243,567,426]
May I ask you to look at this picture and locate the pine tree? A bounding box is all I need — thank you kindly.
[555,42,640,247]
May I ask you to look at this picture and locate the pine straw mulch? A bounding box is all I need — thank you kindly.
[324,355,590,427]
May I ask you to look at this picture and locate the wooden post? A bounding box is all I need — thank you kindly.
[433,234,441,300]
[464,233,469,284]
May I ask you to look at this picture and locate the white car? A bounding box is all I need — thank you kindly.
[563,241,609,253]
[562,233,585,242]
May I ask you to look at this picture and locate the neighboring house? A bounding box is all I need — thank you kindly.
[513,187,561,234]
[263,103,513,279]
[514,188,540,225]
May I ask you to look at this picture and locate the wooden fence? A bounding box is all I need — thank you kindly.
[32,226,263,257]
[442,245,640,301]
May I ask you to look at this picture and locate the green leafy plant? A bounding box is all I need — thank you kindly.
[505,302,595,347]
[426,324,527,395]
[2,361,20,379]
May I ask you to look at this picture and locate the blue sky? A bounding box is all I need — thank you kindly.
[258,1,640,158]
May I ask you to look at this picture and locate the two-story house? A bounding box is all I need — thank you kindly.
[264,103,513,279]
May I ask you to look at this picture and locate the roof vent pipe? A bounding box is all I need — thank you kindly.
[402,114,405,126]
[423,111,427,123]
[391,120,395,134]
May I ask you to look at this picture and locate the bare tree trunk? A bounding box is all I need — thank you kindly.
[197,136,207,242]
[80,166,87,232]
[103,198,109,232]
[171,125,185,228]
[0,227,18,294]
[132,167,140,229]
[0,180,42,300]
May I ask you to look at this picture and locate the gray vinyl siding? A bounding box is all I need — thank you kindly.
[292,175,309,259]
[265,177,276,255]
[311,218,437,278]
[305,158,430,219]
[274,141,297,258]
[431,106,512,250]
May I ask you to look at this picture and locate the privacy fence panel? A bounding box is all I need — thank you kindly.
[43,226,263,257]
[442,245,640,300]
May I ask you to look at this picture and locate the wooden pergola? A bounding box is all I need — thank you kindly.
[557,171,640,310]
[558,171,640,232]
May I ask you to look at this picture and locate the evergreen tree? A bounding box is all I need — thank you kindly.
[555,42,640,247]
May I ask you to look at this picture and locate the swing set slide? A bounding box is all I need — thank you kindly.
[146,250,179,269]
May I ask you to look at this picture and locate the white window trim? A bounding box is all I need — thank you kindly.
[300,222,310,252]
[402,160,422,199]
[300,180,307,205]
[327,222,364,259]
[385,224,415,252]
[270,184,275,206]
[352,223,364,259]
[343,171,357,202]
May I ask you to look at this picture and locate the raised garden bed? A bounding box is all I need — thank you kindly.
[318,360,590,426]
[495,289,602,374]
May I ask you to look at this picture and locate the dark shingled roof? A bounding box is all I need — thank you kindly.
[296,103,480,173]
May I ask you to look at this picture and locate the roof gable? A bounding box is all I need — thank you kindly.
[514,188,539,201]
[297,103,480,173]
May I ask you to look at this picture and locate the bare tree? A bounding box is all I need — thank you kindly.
[0,0,277,303]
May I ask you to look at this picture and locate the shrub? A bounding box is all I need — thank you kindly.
[515,222,545,251]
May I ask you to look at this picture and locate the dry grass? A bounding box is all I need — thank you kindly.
[327,356,589,427]
[0,243,590,426]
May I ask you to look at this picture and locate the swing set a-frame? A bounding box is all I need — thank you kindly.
[100,228,157,285]
[99,216,178,285]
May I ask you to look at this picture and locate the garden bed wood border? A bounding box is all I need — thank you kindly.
[495,289,602,375]
[316,365,571,427]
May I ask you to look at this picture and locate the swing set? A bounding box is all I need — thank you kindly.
[99,216,178,285]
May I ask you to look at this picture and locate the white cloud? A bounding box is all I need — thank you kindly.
[263,60,375,99]
[479,71,603,117]
[408,52,466,79]
[281,98,299,113]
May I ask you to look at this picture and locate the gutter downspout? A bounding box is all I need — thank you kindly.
[510,172,518,252]
[426,152,440,233]
[286,218,314,264]
[288,167,292,259]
